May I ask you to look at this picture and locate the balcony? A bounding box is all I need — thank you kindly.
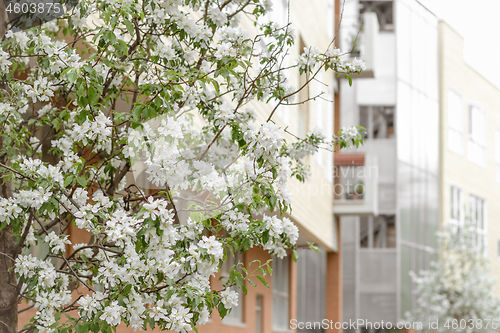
[333,153,379,216]
[340,11,379,78]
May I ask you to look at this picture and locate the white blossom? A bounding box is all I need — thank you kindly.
[0,1,365,331]
[220,289,239,309]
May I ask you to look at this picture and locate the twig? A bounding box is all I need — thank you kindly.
[0,251,15,262]
[18,304,34,314]
[0,162,35,182]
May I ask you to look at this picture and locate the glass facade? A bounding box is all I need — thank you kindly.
[340,0,440,324]
[395,0,439,319]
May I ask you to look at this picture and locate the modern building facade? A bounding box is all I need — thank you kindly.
[335,0,440,329]
[439,21,500,297]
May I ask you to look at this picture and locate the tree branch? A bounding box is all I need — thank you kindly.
[106,162,130,196]
[14,211,33,257]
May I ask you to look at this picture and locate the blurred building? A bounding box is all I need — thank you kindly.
[438,21,500,296]
[334,0,440,330]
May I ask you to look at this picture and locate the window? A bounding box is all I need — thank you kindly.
[450,185,463,223]
[448,90,463,154]
[495,129,500,183]
[467,105,487,166]
[359,106,395,139]
[359,215,396,248]
[222,252,244,324]
[448,190,487,256]
[272,256,289,331]
[255,295,263,333]
[469,195,487,256]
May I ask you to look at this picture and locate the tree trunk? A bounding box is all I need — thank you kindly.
[0,226,19,333]
[0,0,6,40]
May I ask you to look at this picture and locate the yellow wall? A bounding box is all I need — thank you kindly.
[237,0,336,251]
[439,21,500,295]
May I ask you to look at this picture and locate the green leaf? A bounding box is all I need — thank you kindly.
[124,19,134,35]
[242,238,252,252]
[67,69,78,83]
[132,106,142,121]
[123,284,132,295]
[308,242,319,254]
[235,274,243,288]
[116,40,128,56]
[75,323,89,333]
[266,262,273,275]
[262,230,269,244]
[212,80,220,96]
[106,30,117,44]
[164,289,175,302]
[218,302,228,319]
[77,176,87,187]
[148,318,155,330]
[77,96,89,108]
[269,195,277,211]
[88,86,98,105]
[345,74,353,87]
[64,175,74,187]
[293,250,298,262]
[256,275,269,288]
[118,295,127,307]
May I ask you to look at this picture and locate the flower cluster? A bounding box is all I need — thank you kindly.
[15,254,72,330]
[261,215,299,258]
[221,210,251,232]
[298,46,367,76]
[246,123,285,163]
[297,46,322,72]
[337,126,365,149]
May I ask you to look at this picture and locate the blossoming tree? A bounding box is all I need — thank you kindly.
[408,221,500,333]
[0,0,365,332]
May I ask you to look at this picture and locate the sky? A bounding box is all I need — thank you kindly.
[418,0,500,88]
